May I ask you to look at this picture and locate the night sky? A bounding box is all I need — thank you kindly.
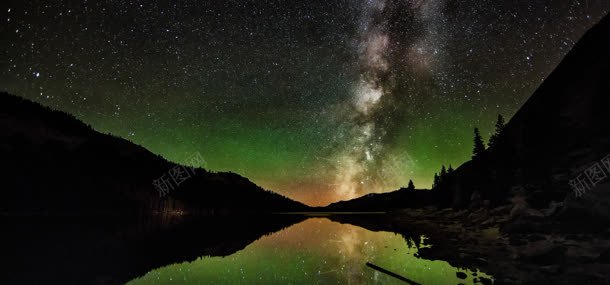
[2,1,608,206]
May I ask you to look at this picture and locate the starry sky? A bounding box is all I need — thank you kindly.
[1,0,608,206]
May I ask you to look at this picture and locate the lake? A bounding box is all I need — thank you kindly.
[127,217,492,284]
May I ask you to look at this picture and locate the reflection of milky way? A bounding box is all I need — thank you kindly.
[128,218,492,284]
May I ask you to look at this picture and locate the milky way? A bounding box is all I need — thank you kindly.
[1,0,609,205]
[333,0,453,200]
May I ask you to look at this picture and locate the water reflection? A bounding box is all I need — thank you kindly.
[1,215,305,285]
[128,218,492,284]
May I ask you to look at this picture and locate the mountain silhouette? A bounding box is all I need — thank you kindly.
[0,93,309,215]
[325,188,436,211]
[327,13,610,215]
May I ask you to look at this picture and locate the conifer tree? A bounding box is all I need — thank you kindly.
[489,114,506,149]
[407,179,415,191]
[473,127,486,159]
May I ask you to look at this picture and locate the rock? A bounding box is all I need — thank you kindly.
[471,190,482,205]
[490,204,512,215]
[603,229,610,238]
[509,203,544,221]
[525,234,546,242]
[474,257,488,266]
[498,277,520,285]
[517,241,567,265]
[509,238,528,246]
[450,209,469,219]
[503,199,548,234]
[575,234,593,241]
[508,236,528,246]
[526,190,549,209]
[477,277,493,285]
[508,193,545,223]
[502,219,545,234]
[539,265,561,274]
[458,252,488,266]
[542,201,564,217]
[574,255,595,263]
[424,206,438,212]
[561,182,610,224]
[496,217,509,224]
[467,209,489,224]
[480,217,495,227]
[596,248,610,263]
[456,272,467,279]
[438,208,453,215]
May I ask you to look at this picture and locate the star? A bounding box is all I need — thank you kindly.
[1,0,608,206]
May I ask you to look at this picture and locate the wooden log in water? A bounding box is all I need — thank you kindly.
[365,262,421,285]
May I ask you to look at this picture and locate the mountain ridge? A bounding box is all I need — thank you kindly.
[326,13,610,213]
[0,92,309,214]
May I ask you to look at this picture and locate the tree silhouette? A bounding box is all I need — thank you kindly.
[488,114,506,149]
[473,127,486,159]
[407,179,415,191]
[433,173,440,189]
[440,165,447,177]
[448,164,454,173]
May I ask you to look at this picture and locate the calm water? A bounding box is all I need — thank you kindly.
[127,218,492,284]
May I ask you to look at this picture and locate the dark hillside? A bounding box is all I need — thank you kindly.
[0,93,308,215]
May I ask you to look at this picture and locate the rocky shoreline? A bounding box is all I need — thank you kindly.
[389,201,610,285]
